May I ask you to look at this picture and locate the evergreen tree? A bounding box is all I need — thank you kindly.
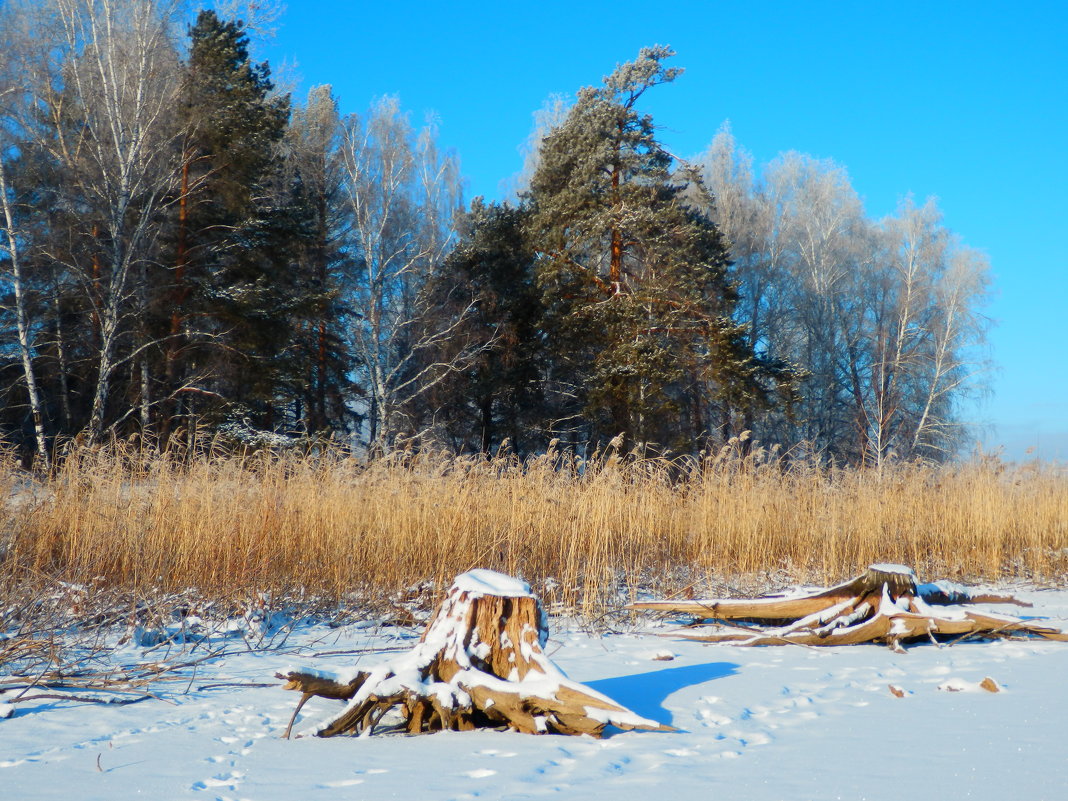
[419,199,543,454]
[284,86,355,434]
[527,46,770,450]
[165,10,310,434]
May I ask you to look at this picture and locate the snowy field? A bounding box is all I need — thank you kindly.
[3,587,1068,801]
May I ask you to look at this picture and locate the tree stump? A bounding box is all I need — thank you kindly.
[628,563,1068,651]
[280,569,673,738]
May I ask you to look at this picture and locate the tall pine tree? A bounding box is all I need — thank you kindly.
[284,86,355,435]
[163,10,312,436]
[418,199,543,454]
[527,46,770,450]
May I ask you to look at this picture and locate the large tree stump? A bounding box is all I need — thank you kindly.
[628,564,1068,651]
[280,570,673,738]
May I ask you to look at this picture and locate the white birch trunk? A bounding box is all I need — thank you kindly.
[0,158,50,467]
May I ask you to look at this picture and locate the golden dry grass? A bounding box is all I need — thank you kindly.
[2,443,1066,617]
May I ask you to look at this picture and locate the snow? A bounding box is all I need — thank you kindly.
[869,563,917,576]
[299,569,605,736]
[937,676,995,693]
[3,588,1068,800]
[780,597,856,633]
[917,579,1010,606]
[451,569,533,598]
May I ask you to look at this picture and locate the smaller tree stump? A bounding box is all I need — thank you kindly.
[280,569,673,738]
[628,563,1068,650]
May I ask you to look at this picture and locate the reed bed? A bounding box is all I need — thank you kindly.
[2,444,1066,618]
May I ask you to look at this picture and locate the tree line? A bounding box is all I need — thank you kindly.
[0,1,989,466]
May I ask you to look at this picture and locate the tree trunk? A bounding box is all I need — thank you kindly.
[163,154,191,444]
[630,564,1068,649]
[479,392,493,454]
[281,570,673,738]
[0,160,50,468]
[52,289,73,432]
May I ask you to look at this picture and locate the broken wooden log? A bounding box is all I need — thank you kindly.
[280,569,674,738]
[627,564,1067,650]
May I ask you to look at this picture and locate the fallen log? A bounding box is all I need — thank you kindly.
[280,569,673,738]
[628,564,1067,650]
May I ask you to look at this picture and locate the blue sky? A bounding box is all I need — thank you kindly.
[259,1,1067,461]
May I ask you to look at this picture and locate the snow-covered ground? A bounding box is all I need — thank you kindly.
[3,588,1068,801]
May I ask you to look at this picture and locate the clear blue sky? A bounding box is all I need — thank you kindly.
[259,0,1067,461]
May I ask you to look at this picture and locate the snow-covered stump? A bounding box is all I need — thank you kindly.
[628,564,1068,651]
[280,570,673,738]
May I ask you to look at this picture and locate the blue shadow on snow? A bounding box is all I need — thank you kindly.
[585,660,739,729]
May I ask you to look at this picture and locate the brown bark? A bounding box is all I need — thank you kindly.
[162,155,191,443]
[608,118,624,291]
[280,571,673,738]
[630,564,1066,649]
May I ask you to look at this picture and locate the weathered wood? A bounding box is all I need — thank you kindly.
[277,670,368,700]
[844,564,918,597]
[280,569,671,738]
[628,595,844,622]
[633,564,1067,650]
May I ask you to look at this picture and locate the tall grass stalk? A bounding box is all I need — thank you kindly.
[3,444,1066,617]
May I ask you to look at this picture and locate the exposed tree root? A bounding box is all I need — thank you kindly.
[628,564,1068,650]
[280,570,674,738]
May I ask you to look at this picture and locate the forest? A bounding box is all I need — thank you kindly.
[0,0,991,468]
[2,9,1066,796]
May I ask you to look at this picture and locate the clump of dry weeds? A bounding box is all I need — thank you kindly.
[2,442,1066,621]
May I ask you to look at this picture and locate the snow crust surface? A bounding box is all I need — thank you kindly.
[451,569,533,598]
[868,563,917,576]
[2,588,1068,800]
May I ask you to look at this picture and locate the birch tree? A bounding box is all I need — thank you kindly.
[700,125,800,442]
[698,129,990,464]
[855,199,946,465]
[37,0,183,441]
[868,202,990,462]
[0,18,50,465]
[339,97,466,451]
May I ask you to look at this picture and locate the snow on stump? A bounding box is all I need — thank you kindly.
[628,563,1068,652]
[279,569,673,738]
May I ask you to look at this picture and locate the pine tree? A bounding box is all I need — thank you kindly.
[420,199,543,453]
[165,10,309,435]
[284,86,355,434]
[527,46,769,450]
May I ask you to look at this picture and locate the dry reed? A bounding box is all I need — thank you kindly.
[2,443,1066,618]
